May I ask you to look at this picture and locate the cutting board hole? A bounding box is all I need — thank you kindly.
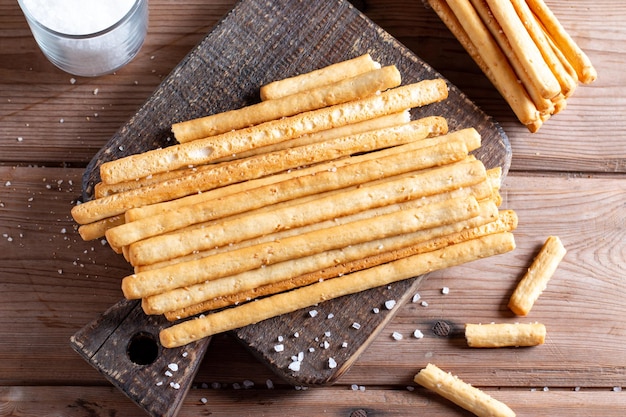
[127,332,159,365]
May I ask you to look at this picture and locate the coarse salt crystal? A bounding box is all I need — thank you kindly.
[384,299,396,310]
[164,370,173,377]
[392,332,403,340]
[309,309,318,318]
[328,358,337,369]
[411,293,421,303]
[441,287,450,295]
[288,361,301,372]
[167,363,178,372]
[243,380,254,389]
[274,344,284,352]
[169,382,180,390]
[372,307,380,314]
[421,301,429,307]
[200,398,208,404]
[266,379,274,389]
[413,329,424,339]
[351,322,361,330]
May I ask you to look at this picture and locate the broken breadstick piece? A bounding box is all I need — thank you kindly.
[508,235,566,316]
[414,363,516,417]
[259,53,381,100]
[465,323,546,348]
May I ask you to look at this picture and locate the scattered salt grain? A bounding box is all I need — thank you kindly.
[93,88,99,95]
[413,329,424,339]
[613,386,622,392]
[167,363,179,372]
[322,340,330,349]
[308,309,318,318]
[70,78,76,84]
[164,370,173,377]
[421,301,429,307]
[277,335,284,342]
[155,381,163,386]
[411,293,421,303]
[372,307,380,314]
[351,322,361,330]
[328,358,337,369]
[243,380,254,389]
[169,382,180,390]
[324,331,331,337]
[341,342,348,348]
[384,299,396,310]
[17,137,23,142]
[327,313,334,319]
[200,398,208,404]
[351,384,359,391]
[406,386,415,391]
[266,379,274,389]
[288,361,301,372]
[391,331,403,340]
[274,344,284,352]
[441,286,450,295]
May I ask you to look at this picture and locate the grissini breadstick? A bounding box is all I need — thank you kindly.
[210,111,411,164]
[414,363,516,417]
[508,235,566,316]
[123,116,455,222]
[171,65,401,142]
[106,138,471,250]
[163,207,515,320]
[428,0,539,126]
[148,202,511,317]
[72,115,447,225]
[469,0,553,113]
[484,0,560,99]
[77,215,124,241]
[259,53,381,101]
[126,157,484,267]
[135,165,494,273]
[526,0,597,84]
[122,195,483,299]
[465,322,546,348]
[99,79,448,185]
[159,232,516,347]
[509,0,577,98]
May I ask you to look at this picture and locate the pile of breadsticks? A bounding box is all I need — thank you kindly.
[427,0,596,132]
[71,54,519,349]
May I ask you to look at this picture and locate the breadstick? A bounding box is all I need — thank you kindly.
[172,65,401,142]
[151,202,510,317]
[72,115,447,225]
[526,0,597,84]
[99,79,448,185]
[136,165,492,273]
[123,116,454,222]
[469,0,553,113]
[509,0,577,98]
[508,236,566,316]
[484,0,560,99]
[259,53,381,101]
[77,215,124,241]
[163,207,516,319]
[159,232,516,347]
[106,138,471,250]
[414,363,516,417]
[122,195,483,299]
[211,111,411,164]
[126,157,485,267]
[465,323,546,347]
[428,0,539,126]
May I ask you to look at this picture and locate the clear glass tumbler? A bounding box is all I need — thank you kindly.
[17,0,149,77]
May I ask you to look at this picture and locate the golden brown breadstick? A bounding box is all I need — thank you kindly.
[469,0,553,113]
[99,79,448,185]
[259,53,381,100]
[126,157,485,267]
[72,115,447,225]
[509,0,577,98]
[526,0,597,84]
[465,323,546,347]
[508,235,566,316]
[106,137,471,250]
[77,215,125,241]
[151,202,511,317]
[484,0,560,99]
[172,65,401,142]
[122,195,483,299]
[159,232,516,347]
[210,111,411,164]
[428,0,539,126]
[414,363,516,417]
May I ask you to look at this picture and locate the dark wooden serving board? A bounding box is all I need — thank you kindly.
[72,0,511,416]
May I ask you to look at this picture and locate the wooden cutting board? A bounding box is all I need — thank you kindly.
[71,0,511,416]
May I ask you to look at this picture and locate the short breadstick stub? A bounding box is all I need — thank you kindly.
[508,235,566,316]
[414,363,516,417]
[465,323,546,348]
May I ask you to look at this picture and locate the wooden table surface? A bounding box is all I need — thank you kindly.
[1,0,624,416]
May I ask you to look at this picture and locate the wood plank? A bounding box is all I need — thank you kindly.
[1,385,625,416]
